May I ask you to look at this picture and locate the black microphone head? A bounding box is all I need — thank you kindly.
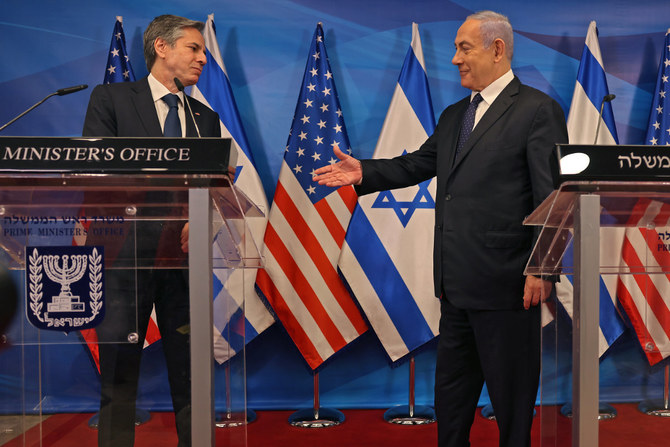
[603,94,616,102]
[56,84,88,96]
[173,77,185,92]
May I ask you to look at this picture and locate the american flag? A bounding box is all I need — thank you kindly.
[617,29,670,365]
[79,17,159,372]
[256,23,368,370]
[103,16,135,84]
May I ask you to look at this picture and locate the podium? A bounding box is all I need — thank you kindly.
[525,144,670,446]
[0,137,262,447]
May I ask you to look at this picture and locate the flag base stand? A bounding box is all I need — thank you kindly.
[215,409,257,427]
[384,357,435,425]
[87,409,151,429]
[384,405,435,425]
[480,404,536,421]
[639,364,670,417]
[288,407,344,428]
[288,372,344,428]
[638,399,670,417]
[560,402,617,420]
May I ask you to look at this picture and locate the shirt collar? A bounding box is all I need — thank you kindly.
[148,73,184,105]
[471,69,514,105]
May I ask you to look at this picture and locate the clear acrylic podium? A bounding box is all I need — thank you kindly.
[525,180,670,447]
[0,158,262,446]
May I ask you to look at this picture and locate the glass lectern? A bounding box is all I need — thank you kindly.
[0,137,262,447]
[526,180,670,447]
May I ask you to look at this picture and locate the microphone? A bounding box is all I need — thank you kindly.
[56,84,88,96]
[173,77,201,138]
[593,94,616,145]
[0,84,88,133]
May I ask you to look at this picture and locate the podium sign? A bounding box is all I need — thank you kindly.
[0,137,260,447]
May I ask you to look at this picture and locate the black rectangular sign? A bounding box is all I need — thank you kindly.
[552,144,670,187]
[0,136,232,174]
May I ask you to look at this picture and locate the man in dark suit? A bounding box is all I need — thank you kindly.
[314,10,567,447]
[82,14,221,447]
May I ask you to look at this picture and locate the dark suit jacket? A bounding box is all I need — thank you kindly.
[81,76,222,265]
[82,76,221,138]
[357,77,568,310]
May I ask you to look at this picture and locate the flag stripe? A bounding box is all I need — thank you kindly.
[314,194,346,246]
[398,47,435,135]
[578,23,618,141]
[264,221,347,350]
[616,273,664,365]
[619,230,670,364]
[256,268,325,366]
[197,48,257,164]
[344,207,435,347]
[272,179,366,332]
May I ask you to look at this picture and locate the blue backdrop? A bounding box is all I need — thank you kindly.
[1,0,670,412]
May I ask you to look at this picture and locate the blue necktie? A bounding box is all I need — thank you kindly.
[455,93,483,157]
[162,93,182,137]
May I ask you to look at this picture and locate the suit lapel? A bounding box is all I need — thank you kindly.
[450,78,520,173]
[131,78,163,137]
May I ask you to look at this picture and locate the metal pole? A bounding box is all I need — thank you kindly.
[408,357,415,417]
[573,194,600,447]
[383,356,435,424]
[189,188,214,447]
[288,371,344,427]
[639,363,670,416]
[313,372,320,420]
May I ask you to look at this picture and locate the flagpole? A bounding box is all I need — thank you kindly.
[288,371,344,427]
[215,361,257,427]
[638,363,670,417]
[384,356,435,424]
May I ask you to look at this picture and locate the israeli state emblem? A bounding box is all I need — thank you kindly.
[26,246,105,332]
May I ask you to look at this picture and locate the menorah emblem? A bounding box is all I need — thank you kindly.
[44,254,88,312]
[27,246,105,332]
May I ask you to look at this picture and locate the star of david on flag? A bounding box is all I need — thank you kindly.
[371,150,435,228]
[256,23,367,370]
[339,23,440,362]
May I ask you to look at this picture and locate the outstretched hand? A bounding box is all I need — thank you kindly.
[312,145,363,187]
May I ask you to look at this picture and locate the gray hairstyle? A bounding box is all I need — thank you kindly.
[143,14,205,71]
[467,10,514,61]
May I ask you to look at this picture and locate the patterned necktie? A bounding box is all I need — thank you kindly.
[162,93,182,137]
[455,93,483,157]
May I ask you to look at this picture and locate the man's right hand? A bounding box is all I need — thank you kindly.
[312,144,363,187]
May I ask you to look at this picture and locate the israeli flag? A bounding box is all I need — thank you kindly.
[191,14,274,363]
[562,20,625,357]
[339,23,439,362]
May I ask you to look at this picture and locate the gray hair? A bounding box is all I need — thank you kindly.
[143,14,205,71]
[467,10,514,61]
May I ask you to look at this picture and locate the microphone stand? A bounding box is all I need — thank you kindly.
[593,94,616,145]
[0,85,88,133]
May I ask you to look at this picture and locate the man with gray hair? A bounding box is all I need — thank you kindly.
[83,14,221,447]
[314,10,567,447]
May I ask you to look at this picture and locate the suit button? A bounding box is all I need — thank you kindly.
[445,194,452,201]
